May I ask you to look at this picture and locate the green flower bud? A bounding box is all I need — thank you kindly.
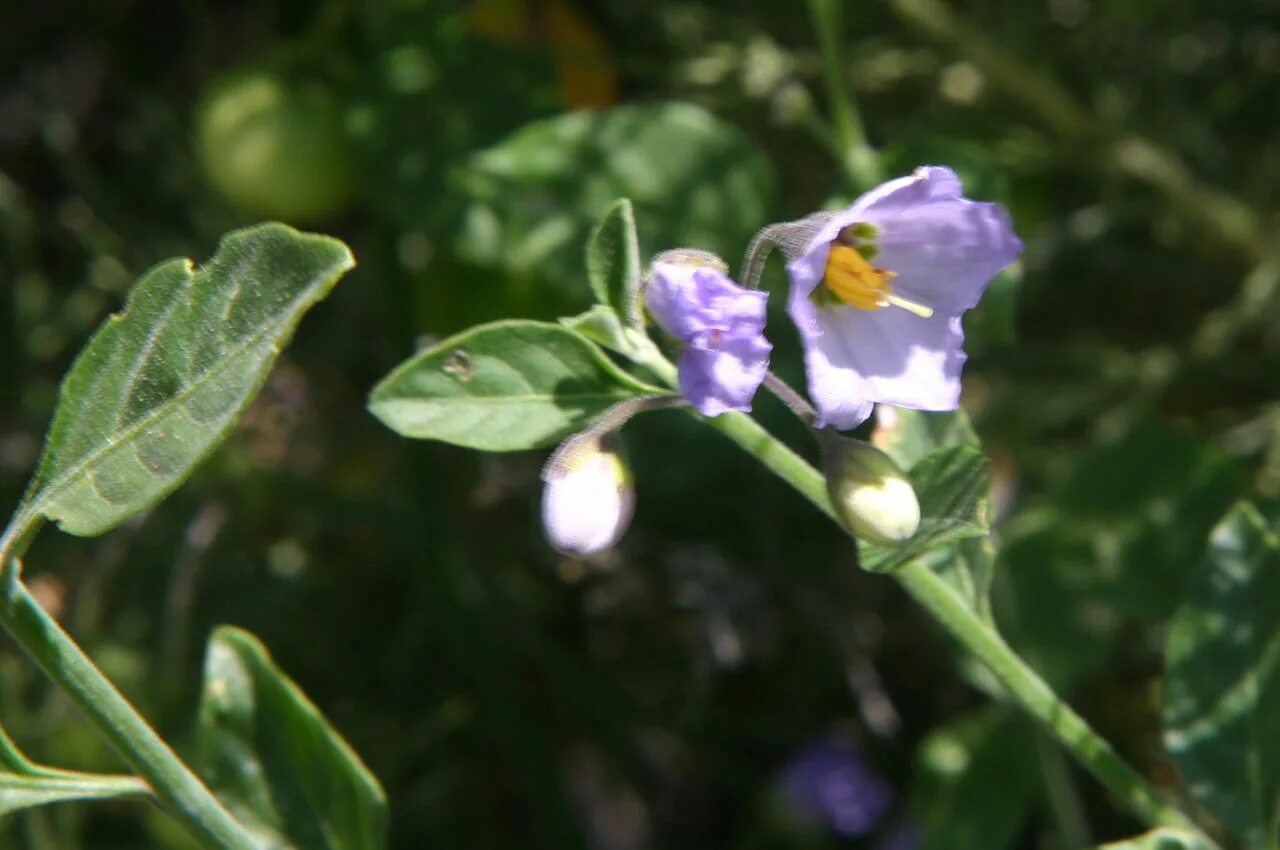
[821,433,920,546]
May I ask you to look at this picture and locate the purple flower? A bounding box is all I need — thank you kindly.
[784,166,1022,429]
[777,739,895,838]
[645,251,771,417]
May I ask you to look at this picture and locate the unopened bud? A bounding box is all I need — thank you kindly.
[821,434,920,546]
[541,435,635,556]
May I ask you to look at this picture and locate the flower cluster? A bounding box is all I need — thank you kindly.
[541,167,1021,555]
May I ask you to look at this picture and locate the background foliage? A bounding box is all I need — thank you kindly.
[2,0,1279,847]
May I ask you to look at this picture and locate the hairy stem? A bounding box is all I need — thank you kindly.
[699,410,1207,838]
[0,566,257,850]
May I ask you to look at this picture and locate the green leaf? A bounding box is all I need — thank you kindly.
[1,224,353,550]
[872,406,981,470]
[909,709,1038,850]
[0,772,148,818]
[586,199,642,323]
[454,103,774,296]
[560,305,631,354]
[860,446,991,574]
[1092,829,1216,850]
[197,626,387,850]
[1164,502,1280,850]
[368,320,660,451]
[0,722,149,817]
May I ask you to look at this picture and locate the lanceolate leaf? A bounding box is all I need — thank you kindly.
[0,721,149,817]
[368,320,660,451]
[197,627,386,850]
[0,772,148,818]
[586,199,642,323]
[1093,829,1216,850]
[0,224,353,549]
[1164,502,1280,850]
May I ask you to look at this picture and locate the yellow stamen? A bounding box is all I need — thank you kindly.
[822,244,934,318]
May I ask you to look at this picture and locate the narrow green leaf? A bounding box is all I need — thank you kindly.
[586,199,642,323]
[860,446,991,574]
[1,224,353,549]
[1093,829,1216,850]
[197,626,387,850]
[0,772,149,818]
[1164,502,1280,850]
[368,320,659,451]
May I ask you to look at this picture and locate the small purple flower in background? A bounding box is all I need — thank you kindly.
[645,250,771,417]
[784,166,1022,429]
[777,739,895,838]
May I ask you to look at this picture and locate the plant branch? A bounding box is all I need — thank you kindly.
[0,562,258,850]
[698,409,1209,840]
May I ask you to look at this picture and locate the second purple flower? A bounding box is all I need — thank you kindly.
[645,250,772,417]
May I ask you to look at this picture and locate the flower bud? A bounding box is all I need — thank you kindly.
[821,434,920,546]
[541,435,635,555]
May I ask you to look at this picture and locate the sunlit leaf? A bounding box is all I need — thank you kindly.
[0,224,353,550]
[197,627,387,850]
[368,320,660,451]
[1164,502,1280,850]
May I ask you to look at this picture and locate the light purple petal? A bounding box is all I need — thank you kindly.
[786,278,875,429]
[646,258,771,416]
[813,307,966,412]
[679,332,772,416]
[783,166,1020,427]
[783,169,943,306]
[860,169,1022,314]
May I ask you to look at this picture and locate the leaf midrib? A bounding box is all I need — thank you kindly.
[12,274,338,533]
[373,391,640,407]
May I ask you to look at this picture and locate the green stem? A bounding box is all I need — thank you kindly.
[806,0,883,189]
[0,571,257,850]
[699,410,1206,838]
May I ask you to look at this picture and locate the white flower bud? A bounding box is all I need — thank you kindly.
[541,436,635,556]
[822,435,920,546]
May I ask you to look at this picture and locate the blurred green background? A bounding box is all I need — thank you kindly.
[2,0,1278,847]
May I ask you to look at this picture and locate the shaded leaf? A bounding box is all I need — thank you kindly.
[1164,502,1280,850]
[910,709,1038,850]
[368,320,659,451]
[860,446,990,574]
[586,199,641,323]
[197,627,386,850]
[454,103,773,295]
[1,224,353,549]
